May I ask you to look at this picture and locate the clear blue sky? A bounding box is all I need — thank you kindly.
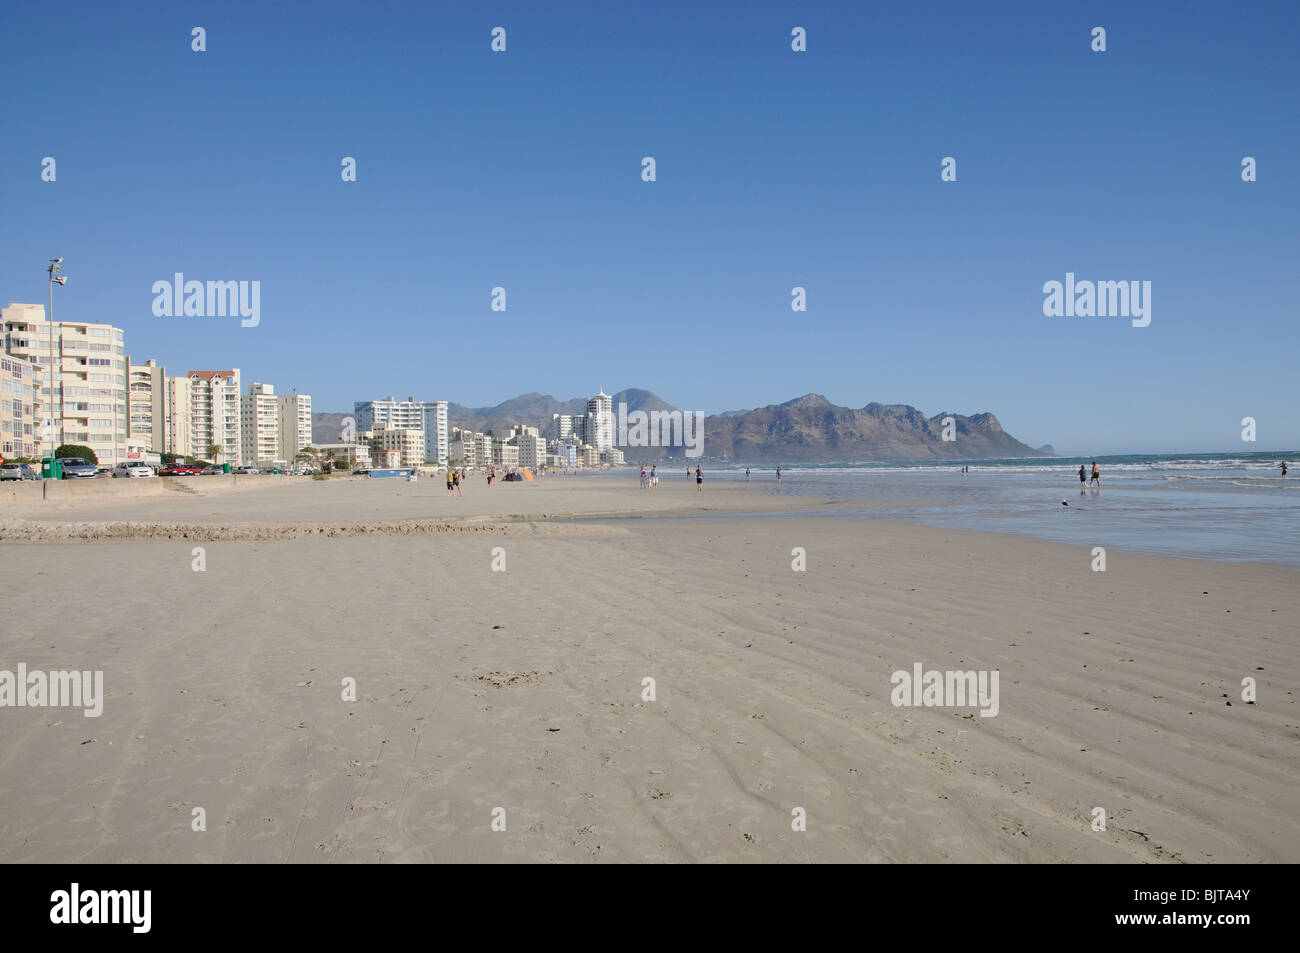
[2,0,1296,454]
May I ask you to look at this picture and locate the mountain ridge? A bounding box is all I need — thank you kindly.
[313,389,1046,462]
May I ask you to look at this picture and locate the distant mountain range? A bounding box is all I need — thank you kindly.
[312,389,1045,462]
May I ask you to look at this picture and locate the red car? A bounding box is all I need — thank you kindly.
[159,462,203,476]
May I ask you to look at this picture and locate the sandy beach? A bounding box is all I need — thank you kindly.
[1,475,1296,862]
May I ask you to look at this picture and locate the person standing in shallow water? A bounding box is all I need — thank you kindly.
[745,467,751,481]
[1090,461,1101,487]
[1078,464,1086,487]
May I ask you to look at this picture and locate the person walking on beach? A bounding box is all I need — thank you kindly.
[446,468,454,496]
[776,465,782,483]
[1090,461,1100,487]
[745,467,751,481]
[650,465,657,488]
[695,465,703,490]
[640,466,647,489]
[1078,464,1086,487]
[453,468,463,496]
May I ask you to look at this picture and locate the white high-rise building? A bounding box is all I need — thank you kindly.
[163,375,192,459]
[277,391,312,461]
[354,396,448,465]
[421,400,448,466]
[551,413,581,443]
[240,382,279,466]
[586,390,613,452]
[2,302,129,465]
[127,359,167,453]
[513,430,546,468]
[183,370,241,464]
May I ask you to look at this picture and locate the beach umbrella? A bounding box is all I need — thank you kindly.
[522,468,534,481]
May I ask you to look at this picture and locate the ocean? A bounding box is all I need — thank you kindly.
[689,452,1300,565]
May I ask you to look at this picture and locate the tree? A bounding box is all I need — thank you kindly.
[54,444,97,463]
[207,444,222,464]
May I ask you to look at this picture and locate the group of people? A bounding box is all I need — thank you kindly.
[446,464,535,494]
[1077,461,1101,487]
[631,464,792,490]
[486,465,527,484]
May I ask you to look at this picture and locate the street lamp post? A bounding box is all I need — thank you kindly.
[47,258,67,460]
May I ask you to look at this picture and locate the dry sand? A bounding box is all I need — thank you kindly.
[0,476,1296,862]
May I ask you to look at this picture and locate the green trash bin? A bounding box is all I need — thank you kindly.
[222,463,231,474]
[41,457,63,480]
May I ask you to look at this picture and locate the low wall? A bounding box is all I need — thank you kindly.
[0,473,302,504]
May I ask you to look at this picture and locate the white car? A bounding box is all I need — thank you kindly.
[111,461,157,478]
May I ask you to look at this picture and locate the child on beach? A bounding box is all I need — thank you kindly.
[696,466,703,490]
[776,466,782,483]
[1078,464,1086,486]
[446,470,454,496]
[650,466,657,488]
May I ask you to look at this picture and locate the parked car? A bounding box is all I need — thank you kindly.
[234,466,261,474]
[57,457,100,479]
[0,462,41,481]
[111,461,157,478]
[159,462,202,476]
[201,465,224,475]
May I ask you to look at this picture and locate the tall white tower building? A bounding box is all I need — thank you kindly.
[586,389,613,452]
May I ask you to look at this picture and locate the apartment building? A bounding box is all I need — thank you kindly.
[181,370,241,464]
[2,302,129,465]
[240,382,279,467]
[127,359,167,453]
[276,391,312,461]
[551,414,581,443]
[491,441,519,468]
[163,375,192,459]
[449,428,494,468]
[365,423,424,468]
[0,352,41,459]
[586,390,613,452]
[316,442,371,470]
[421,400,448,466]
[508,425,546,468]
[355,396,448,465]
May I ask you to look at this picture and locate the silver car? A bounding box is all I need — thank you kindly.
[57,457,99,478]
[0,462,41,481]
[111,461,157,478]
